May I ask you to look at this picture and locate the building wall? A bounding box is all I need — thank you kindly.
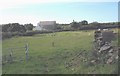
[36,21,56,31]
[39,21,56,26]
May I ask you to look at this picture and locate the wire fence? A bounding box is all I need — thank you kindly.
[2,43,29,65]
[2,30,56,65]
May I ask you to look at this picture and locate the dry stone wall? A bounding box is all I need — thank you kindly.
[93,29,118,64]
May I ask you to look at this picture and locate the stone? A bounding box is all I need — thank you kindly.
[71,68,75,71]
[108,49,114,53]
[91,60,96,64]
[102,31,115,42]
[115,55,118,60]
[99,45,111,53]
[108,52,113,56]
[106,58,113,64]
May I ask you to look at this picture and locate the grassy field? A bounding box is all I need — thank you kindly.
[2,29,118,74]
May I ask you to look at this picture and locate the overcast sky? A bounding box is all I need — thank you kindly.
[0,0,119,26]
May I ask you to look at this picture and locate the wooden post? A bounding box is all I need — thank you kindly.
[52,30,55,47]
[52,42,54,47]
[9,49,13,63]
[25,43,28,62]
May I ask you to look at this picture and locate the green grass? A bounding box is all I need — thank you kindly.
[2,30,118,74]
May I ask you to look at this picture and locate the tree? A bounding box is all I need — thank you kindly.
[90,22,100,26]
[56,24,62,30]
[2,24,10,32]
[81,20,88,25]
[89,22,101,29]
[24,23,33,31]
[2,23,26,33]
[70,21,80,29]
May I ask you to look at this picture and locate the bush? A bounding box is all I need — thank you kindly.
[2,32,12,39]
[19,30,56,36]
[2,32,20,39]
[2,23,26,33]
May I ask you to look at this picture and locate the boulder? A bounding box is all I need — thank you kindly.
[91,60,97,64]
[106,58,113,64]
[115,55,118,60]
[108,49,114,53]
[99,45,112,53]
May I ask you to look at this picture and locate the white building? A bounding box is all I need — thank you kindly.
[34,21,56,31]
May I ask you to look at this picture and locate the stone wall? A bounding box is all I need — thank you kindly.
[93,29,118,64]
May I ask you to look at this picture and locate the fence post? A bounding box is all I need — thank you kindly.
[25,43,29,62]
[52,30,55,47]
[9,49,13,63]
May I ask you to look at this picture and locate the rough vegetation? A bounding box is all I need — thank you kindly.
[1,21,119,40]
[2,29,118,74]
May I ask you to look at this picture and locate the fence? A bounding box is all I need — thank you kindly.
[2,43,29,64]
